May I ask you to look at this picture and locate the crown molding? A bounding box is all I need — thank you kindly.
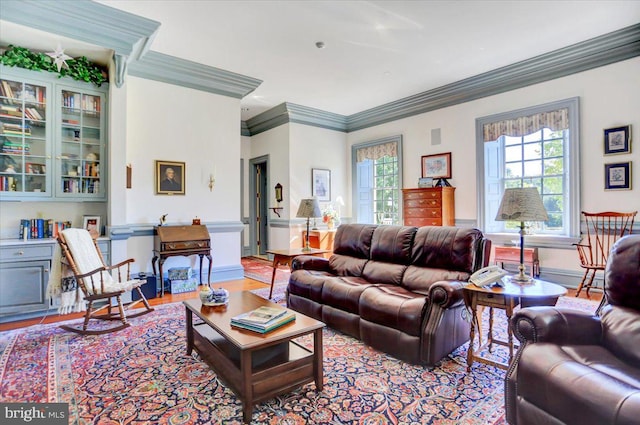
[245,102,347,136]
[347,23,640,131]
[128,51,262,99]
[243,24,640,136]
[0,0,160,61]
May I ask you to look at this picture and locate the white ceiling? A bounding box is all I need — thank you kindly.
[4,1,640,121]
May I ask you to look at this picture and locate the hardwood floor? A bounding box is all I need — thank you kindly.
[0,278,269,332]
[0,278,600,332]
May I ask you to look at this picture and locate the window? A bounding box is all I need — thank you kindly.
[352,136,403,225]
[476,98,580,243]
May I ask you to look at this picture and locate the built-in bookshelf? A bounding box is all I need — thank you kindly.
[0,66,108,201]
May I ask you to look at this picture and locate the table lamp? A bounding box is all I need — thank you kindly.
[296,198,322,251]
[495,187,548,284]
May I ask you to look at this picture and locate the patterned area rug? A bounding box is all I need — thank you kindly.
[0,296,598,424]
[243,256,290,303]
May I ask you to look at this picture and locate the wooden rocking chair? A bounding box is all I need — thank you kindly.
[57,228,154,335]
[574,211,636,298]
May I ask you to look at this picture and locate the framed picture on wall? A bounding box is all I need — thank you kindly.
[155,160,185,195]
[421,152,452,179]
[604,125,631,155]
[604,161,631,190]
[312,168,331,201]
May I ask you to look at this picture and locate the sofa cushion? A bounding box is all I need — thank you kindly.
[320,276,375,313]
[288,269,331,303]
[332,223,376,258]
[369,225,417,264]
[360,225,416,285]
[402,266,470,292]
[517,343,640,425]
[601,305,640,367]
[359,285,428,337]
[329,254,369,277]
[411,226,484,273]
[605,234,640,311]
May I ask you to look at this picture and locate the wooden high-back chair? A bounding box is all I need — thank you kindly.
[574,211,636,298]
[57,228,154,334]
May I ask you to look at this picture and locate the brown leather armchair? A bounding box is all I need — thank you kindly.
[506,234,640,425]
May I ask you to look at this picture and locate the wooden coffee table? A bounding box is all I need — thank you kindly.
[265,248,329,299]
[183,291,325,423]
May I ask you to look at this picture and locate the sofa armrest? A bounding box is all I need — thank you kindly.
[428,280,466,309]
[291,255,331,272]
[511,307,602,345]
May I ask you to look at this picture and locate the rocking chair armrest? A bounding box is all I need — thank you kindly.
[75,266,108,280]
[105,258,136,270]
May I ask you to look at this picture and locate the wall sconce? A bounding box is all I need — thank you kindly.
[275,183,283,203]
[269,182,284,217]
[208,174,215,192]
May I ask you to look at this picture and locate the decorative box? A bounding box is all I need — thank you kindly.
[169,278,198,294]
[168,267,192,280]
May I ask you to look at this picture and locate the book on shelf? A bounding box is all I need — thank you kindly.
[231,306,296,332]
[18,219,71,239]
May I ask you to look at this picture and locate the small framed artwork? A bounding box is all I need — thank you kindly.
[421,152,452,179]
[604,125,631,155]
[604,162,631,190]
[156,160,185,195]
[25,163,45,174]
[312,168,331,201]
[418,177,433,188]
[83,215,101,238]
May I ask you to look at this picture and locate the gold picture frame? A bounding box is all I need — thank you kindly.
[155,160,185,195]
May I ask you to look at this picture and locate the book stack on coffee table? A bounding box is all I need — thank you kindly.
[231,306,296,333]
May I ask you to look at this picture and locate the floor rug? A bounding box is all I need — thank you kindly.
[0,296,599,425]
[242,256,290,303]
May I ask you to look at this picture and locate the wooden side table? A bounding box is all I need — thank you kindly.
[302,229,335,258]
[265,248,329,299]
[463,279,567,371]
[494,246,540,277]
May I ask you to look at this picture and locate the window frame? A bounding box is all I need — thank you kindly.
[475,97,581,248]
[351,135,403,225]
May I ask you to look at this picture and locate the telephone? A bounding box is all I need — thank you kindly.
[469,266,508,287]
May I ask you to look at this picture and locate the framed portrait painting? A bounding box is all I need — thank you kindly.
[604,162,631,190]
[604,125,631,155]
[312,168,331,201]
[156,160,185,195]
[421,152,452,179]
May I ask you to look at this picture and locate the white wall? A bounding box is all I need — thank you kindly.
[119,76,243,275]
[244,124,290,250]
[288,123,348,248]
[347,58,640,279]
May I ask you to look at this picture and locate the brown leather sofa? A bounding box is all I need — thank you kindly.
[506,234,640,425]
[286,223,491,365]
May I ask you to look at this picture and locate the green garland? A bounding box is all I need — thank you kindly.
[0,45,107,87]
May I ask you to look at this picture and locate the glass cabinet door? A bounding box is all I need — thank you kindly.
[0,78,49,196]
[58,89,103,197]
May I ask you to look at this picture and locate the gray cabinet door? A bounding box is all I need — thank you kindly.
[0,260,50,315]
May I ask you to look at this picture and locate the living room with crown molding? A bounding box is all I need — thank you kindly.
[0,1,638,290]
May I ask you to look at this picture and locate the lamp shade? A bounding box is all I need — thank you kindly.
[495,187,548,222]
[296,198,322,218]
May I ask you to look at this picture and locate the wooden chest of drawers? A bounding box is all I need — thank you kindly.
[402,187,455,226]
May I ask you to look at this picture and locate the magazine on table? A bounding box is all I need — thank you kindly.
[231,306,296,333]
[232,306,288,324]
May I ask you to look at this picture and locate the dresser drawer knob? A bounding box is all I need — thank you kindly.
[18,250,24,256]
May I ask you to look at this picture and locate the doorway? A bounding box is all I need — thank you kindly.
[249,156,269,257]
